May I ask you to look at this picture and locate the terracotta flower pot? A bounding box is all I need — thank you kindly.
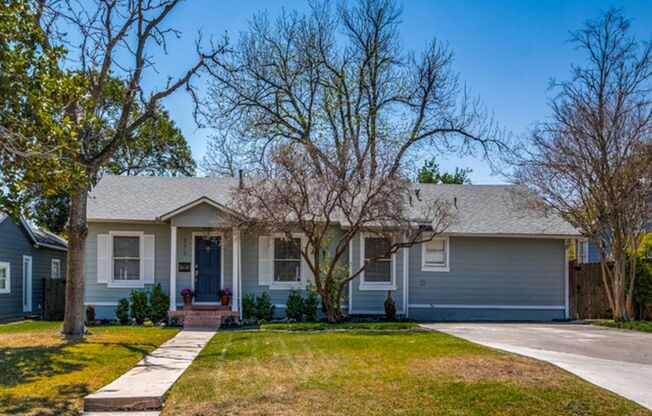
[220,294,231,306]
[183,294,193,305]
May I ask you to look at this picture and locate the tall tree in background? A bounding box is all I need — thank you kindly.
[206,0,503,321]
[32,78,196,235]
[0,0,226,335]
[416,158,472,184]
[515,10,652,321]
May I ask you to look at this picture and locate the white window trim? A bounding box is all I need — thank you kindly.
[108,231,145,288]
[51,259,61,279]
[270,233,305,290]
[421,235,450,272]
[359,233,396,291]
[0,261,10,294]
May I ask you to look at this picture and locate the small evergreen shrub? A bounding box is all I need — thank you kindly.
[243,294,257,320]
[143,319,154,327]
[85,305,96,324]
[129,289,150,324]
[303,287,319,322]
[149,283,169,323]
[256,292,275,321]
[285,290,305,320]
[115,298,130,324]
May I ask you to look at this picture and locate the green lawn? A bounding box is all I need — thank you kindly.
[259,321,419,331]
[593,320,652,333]
[164,327,649,416]
[0,321,179,415]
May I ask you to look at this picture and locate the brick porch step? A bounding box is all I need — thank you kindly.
[168,308,238,329]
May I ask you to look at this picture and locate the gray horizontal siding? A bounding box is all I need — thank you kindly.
[408,237,566,321]
[349,233,405,314]
[85,223,172,304]
[0,218,66,321]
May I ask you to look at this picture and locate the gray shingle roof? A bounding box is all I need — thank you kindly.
[31,228,68,249]
[87,175,580,237]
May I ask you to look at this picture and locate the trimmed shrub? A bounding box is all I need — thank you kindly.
[243,294,257,320]
[149,283,169,323]
[129,289,150,324]
[85,305,96,324]
[286,290,305,320]
[115,298,130,324]
[303,288,319,322]
[256,292,275,321]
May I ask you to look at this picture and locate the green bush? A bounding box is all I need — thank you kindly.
[286,290,305,320]
[256,292,275,321]
[242,293,276,321]
[115,298,130,324]
[303,286,319,322]
[149,283,169,323]
[129,289,150,324]
[243,294,257,320]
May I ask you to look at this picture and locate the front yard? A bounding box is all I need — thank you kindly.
[0,321,179,415]
[164,325,648,415]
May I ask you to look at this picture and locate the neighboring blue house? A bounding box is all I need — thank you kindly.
[0,214,68,322]
[84,176,582,323]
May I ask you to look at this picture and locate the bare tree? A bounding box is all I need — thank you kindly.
[206,0,503,321]
[34,0,227,335]
[514,9,652,321]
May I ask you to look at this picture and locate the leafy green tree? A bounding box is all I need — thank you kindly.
[0,0,83,215]
[30,83,196,235]
[416,158,472,184]
[0,0,225,335]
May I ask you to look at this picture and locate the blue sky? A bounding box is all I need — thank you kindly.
[143,0,652,183]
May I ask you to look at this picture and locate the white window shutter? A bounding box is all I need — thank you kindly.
[97,234,110,284]
[258,236,273,285]
[143,234,155,284]
[301,236,315,284]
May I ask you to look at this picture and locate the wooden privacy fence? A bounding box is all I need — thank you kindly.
[568,262,612,320]
[42,278,66,321]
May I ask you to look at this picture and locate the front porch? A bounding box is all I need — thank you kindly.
[162,197,243,326]
[168,304,239,328]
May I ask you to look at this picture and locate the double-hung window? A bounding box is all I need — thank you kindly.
[422,236,449,272]
[51,259,61,279]
[361,236,394,289]
[112,234,142,284]
[0,262,10,294]
[273,237,302,283]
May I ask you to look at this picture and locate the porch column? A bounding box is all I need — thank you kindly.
[170,225,178,311]
[232,228,241,314]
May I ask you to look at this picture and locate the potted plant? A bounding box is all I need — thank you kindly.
[180,288,194,306]
[218,288,232,306]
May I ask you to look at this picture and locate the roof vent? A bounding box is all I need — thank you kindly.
[415,189,421,201]
[238,169,244,189]
[454,197,458,209]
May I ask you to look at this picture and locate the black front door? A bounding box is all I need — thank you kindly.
[194,236,221,302]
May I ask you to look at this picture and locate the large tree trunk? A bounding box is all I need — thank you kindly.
[62,187,89,335]
[610,256,631,322]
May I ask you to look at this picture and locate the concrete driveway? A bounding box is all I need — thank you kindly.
[422,323,652,410]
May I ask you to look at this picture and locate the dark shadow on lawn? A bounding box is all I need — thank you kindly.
[0,383,90,415]
[0,338,85,388]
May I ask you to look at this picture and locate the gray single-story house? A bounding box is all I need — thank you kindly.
[0,214,68,322]
[84,176,581,322]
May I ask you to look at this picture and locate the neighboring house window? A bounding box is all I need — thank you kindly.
[361,236,394,289]
[0,262,10,294]
[274,237,301,283]
[112,234,142,283]
[579,241,589,264]
[422,236,450,272]
[51,259,61,279]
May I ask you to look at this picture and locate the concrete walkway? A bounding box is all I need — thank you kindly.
[423,323,652,410]
[84,329,216,413]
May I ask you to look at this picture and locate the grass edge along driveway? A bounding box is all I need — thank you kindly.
[0,321,179,415]
[164,324,649,416]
